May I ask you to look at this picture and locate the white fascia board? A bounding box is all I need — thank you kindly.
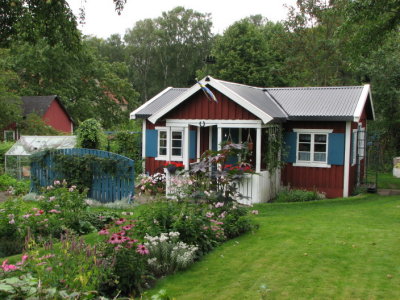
[208,77,274,124]
[129,87,173,120]
[148,83,202,124]
[166,119,263,128]
[353,84,373,122]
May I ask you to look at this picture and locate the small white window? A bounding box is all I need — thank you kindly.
[171,130,183,158]
[294,129,332,168]
[3,131,15,141]
[158,130,168,157]
[156,127,184,161]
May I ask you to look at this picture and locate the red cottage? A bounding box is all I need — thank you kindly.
[3,95,74,140]
[130,76,374,203]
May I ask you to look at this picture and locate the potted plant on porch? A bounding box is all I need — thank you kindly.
[164,161,184,174]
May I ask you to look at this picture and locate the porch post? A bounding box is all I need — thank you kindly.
[197,126,201,161]
[256,127,262,173]
[184,126,190,170]
[217,126,222,150]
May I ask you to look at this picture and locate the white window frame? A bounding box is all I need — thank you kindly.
[293,129,332,168]
[3,130,15,141]
[155,126,184,161]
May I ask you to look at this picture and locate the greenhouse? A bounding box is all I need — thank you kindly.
[5,136,76,179]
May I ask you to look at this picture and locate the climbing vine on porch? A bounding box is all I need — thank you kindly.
[263,125,284,172]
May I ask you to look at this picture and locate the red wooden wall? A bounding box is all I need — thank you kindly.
[43,100,73,133]
[165,88,258,120]
[281,121,346,198]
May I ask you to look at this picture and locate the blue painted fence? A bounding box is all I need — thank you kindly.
[30,148,135,203]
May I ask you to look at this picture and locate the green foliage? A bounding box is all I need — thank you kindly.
[275,187,324,203]
[1,0,80,50]
[0,174,29,195]
[19,113,62,136]
[206,17,288,86]
[76,118,106,149]
[124,6,213,102]
[0,142,14,174]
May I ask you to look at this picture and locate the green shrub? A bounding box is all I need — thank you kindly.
[0,142,14,174]
[275,187,324,203]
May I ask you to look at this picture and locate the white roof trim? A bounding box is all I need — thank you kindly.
[130,87,173,119]
[209,77,273,123]
[149,76,273,124]
[353,84,375,122]
[148,83,203,124]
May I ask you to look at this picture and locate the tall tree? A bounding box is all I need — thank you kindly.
[125,7,213,102]
[0,0,80,50]
[206,17,289,87]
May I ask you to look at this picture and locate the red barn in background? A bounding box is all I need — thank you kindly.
[3,95,74,140]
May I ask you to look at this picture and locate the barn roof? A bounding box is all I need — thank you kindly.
[21,95,73,122]
[130,76,374,124]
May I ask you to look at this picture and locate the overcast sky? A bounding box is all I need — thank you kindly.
[67,0,297,39]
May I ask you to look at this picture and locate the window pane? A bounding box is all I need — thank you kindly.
[314,153,326,162]
[298,152,310,161]
[172,140,182,148]
[172,148,181,156]
[160,140,167,147]
[159,148,167,156]
[314,144,326,152]
[160,131,167,139]
[299,134,311,142]
[172,131,182,139]
[299,143,311,151]
[314,134,326,143]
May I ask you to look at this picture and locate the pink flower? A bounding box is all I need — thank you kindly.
[46,267,53,271]
[8,219,15,224]
[53,180,61,186]
[136,244,149,255]
[98,229,109,235]
[1,260,18,272]
[251,210,259,215]
[215,202,224,208]
[115,218,126,225]
[49,196,56,202]
[122,225,133,231]
[206,212,214,218]
[23,214,32,219]
[48,209,61,214]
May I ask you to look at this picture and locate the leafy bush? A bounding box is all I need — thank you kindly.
[0,174,30,195]
[275,187,324,203]
[0,142,14,174]
[136,173,166,195]
[145,232,198,277]
[76,118,106,150]
[1,232,114,298]
[0,199,24,257]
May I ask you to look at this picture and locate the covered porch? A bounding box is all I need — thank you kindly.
[165,119,281,203]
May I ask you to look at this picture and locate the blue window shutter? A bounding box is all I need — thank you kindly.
[328,133,345,165]
[189,130,197,159]
[283,132,297,163]
[145,129,158,157]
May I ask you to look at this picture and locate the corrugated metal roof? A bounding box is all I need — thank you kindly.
[265,86,364,121]
[134,88,188,118]
[218,81,287,119]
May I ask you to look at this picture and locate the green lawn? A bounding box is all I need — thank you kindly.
[376,172,400,189]
[148,194,400,300]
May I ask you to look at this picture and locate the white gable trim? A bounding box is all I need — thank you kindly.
[130,87,173,119]
[208,77,273,124]
[148,83,202,124]
[148,76,273,124]
[353,84,375,122]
